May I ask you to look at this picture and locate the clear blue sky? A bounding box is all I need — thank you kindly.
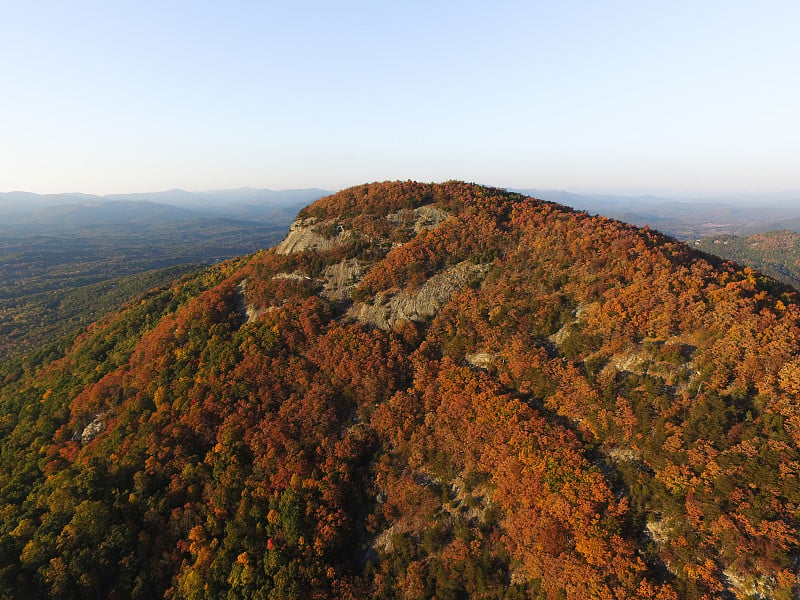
[1,1,798,195]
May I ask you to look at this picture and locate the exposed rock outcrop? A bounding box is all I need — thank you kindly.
[320,258,365,302]
[348,261,489,329]
[548,302,592,347]
[275,217,353,255]
[80,414,105,445]
[466,351,499,369]
[272,272,312,282]
[723,569,777,600]
[386,205,451,234]
[235,279,269,323]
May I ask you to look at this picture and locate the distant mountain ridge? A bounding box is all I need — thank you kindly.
[0,188,331,224]
[23,201,198,229]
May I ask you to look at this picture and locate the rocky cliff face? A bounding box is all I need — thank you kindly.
[346,261,489,329]
[274,217,355,255]
[257,198,465,327]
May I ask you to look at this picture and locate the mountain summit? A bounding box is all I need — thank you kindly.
[1,181,799,599]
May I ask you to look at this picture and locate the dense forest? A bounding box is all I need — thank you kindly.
[1,181,800,599]
[695,230,800,291]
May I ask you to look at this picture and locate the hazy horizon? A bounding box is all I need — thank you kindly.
[3,184,800,205]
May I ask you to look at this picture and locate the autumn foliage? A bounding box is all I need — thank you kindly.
[1,181,799,599]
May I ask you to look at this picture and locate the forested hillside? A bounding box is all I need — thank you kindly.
[695,230,800,291]
[1,182,799,599]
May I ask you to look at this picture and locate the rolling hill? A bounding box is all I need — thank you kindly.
[1,181,799,599]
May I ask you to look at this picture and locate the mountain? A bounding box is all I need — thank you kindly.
[1,181,800,599]
[517,188,800,239]
[0,192,99,216]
